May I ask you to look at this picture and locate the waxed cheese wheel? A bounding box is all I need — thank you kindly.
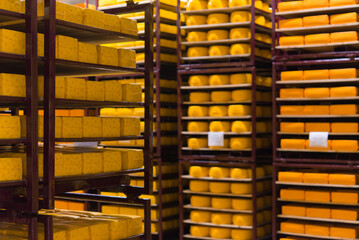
[280,88,304,98]
[209,167,229,178]
[305,122,330,132]
[209,45,230,56]
[207,13,229,24]
[280,122,305,133]
[186,15,207,26]
[330,104,358,115]
[281,189,305,200]
[303,173,329,184]
[207,0,228,9]
[231,121,251,133]
[279,18,303,29]
[190,226,210,237]
[281,222,305,233]
[211,91,231,102]
[306,207,331,218]
[331,191,358,203]
[305,224,330,236]
[188,106,209,117]
[331,31,358,43]
[188,138,208,149]
[189,92,210,102]
[279,36,304,46]
[305,33,330,45]
[281,71,303,81]
[278,172,303,183]
[332,140,358,151]
[189,75,209,86]
[330,227,358,239]
[207,30,229,41]
[230,44,250,54]
[280,106,305,115]
[186,0,208,10]
[304,88,330,98]
[329,68,357,79]
[230,28,251,39]
[329,174,357,185]
[304,105,330,115]
[229,0,248,7]
[305,190,331,202]
[278,1,303,12]
[209,121,230,132]
[187,47,208,57]
[209,105,228,117]
[212,197,231,209]
[303,0,328,9]
[189,166,209,177]
[281,139,306,149]
[303,15,329,27]
[230,11,251,23]
[330,86,358,97]
[330,12,358,25]
[209,74,229,85]
[304,69,329,80]
[330,0,358,7]
[282,205,306,216]
[190,180,209,191]
[187,31,208,42]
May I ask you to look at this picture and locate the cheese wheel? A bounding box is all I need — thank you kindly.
[330,86,358,97]
[210,138,229,149]
[329,174,356,185]
[280,88,304,98]
[281,71,304,81]
[209,167,230,178]
[255,15,266,26]
[306,139,332,151]
[330,227,358,239]
[281,139,306,149]
[305,122,330,132]
[280,106,305,115]
[330,104,358,115]
[207,0,228,9]
[209,121,231,132]
[332,191,358,203]
[282,205,306,216]
[228,105,251,116]
[331,31,358,43]
[330,68,357,79]
[305,190,331,202]
[304,105,330,115]
[189,180,209,192]
[230,137,252,149]
[209,105,228,117]
[211,91,231,102]
[191,196,211,207]
[230,73,252,84]
[281,189,305,200]
[279,36,304,46]
[331,12,358,25]
[187,47,208,57]
[231,229,252,240]
[207,13,229,24]
[187,31,208,42]
[186,0,208,10]
[230,43,251,54]
[303,173,329,184]
[230,28,251,39]
[279,18,303,29]
[232,199,252,210]
[304,88,330,98]
[233,214,253,226]
[278,172,303,183]
[281,222,305,234]
[190,210,211,222]
[280,122,305,133]
[305,224,330,236]
[210,228,230,239]
[305,33,330,45]
[188,138,208,149]
[211,213,232,224]
[190,226,210,237]
[186,15,207,26]
[207,30,229,41]
[189,92,210,102]
[303,15,329,27]
[188,106,209,117]
[209,45,230,56]
[189,166,209,177]
[230,11,251,23]
[230,168,249,179]
[332,122,359,132]
[247,167,265,178]
[209,74,230,85]
[231,182,252,194]
[330,0,357,7]
[229,0,248,7]
[303,0,328,9]
[232,89,252,101]
[278,1,303,12]
[209,182,230,193]
[304,69,329,80]
[332,140,358,151]
[231,121,252,133]
[189,75,209,86]
[306,207,331,219]
[331,209,358,220]
[212,197,231,209]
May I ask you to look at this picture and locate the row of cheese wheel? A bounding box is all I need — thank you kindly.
[278,171,358,185]
[189,179,271,193]
[281,139,359,152]
[188,137,271,150]
[277,0,356,12]
[189,166,272,178]
[281,221,357,239]
[190,225,271,239]
[187,45,271,59]
[280,31,358,46]
[281,104,358,115]
[189,90,271,102]
[188,105,271,117]
[281,188,359,203]
[279,12,357,29]
[186,0,271,11]
[187,121,272,133]
[281,68,357,81]
[188,74,272,87]
[280,122,359,133]
[280,86,358,99]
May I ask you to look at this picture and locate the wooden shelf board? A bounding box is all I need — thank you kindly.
[183,190,253,198]
[183,219,253,229]
[182,147,252,152]
[277,96,359,102]
[183,204,253,213]
[276,41,359,51]
[277,148,359,154]
[181,131,252,136]
[181,83,253,90]
[276,22,359,35]
[277,114,359,119]
[276,181,359,188]
[182,175,272,182]
[182,54,251,61]
[277,198,359,206]
[277,132,359,136]
[275,4,359,18]
[278,214,359,224]
[278,231,359,240]
[276,78,359,85]
[182,116,252,120]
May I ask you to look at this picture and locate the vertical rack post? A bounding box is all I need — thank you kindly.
[250,0,256,66]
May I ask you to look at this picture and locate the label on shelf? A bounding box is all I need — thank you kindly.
[309,132,329,148]
[208,132,224,147]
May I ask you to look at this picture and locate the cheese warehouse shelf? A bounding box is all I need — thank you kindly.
[183,234,272,240]
[275,4,359,18]
[182,175,272,182]
[181,5,271,17]
[276,22,359,35]
[276,78,359,85]
[278,214,359,224]
[278,232,359,240]
[184,204,272,214]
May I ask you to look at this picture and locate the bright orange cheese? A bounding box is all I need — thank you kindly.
[305,190,331,202]
[332,140,358,151]
[281,139,306,149]
[330,104,358,115]
[282,205,306,216]
[280,106,305,115]
[281,222,304,234]
[303,15,329,27]
[281,71,304,81]
[280,88,304,98]
[305,224,329,236]
[304,88,330,98]
[331,209,358,220]
[331,31,358,43]
[279,18,303,29]
[278,1,303,12]
[279,36,304,46]
[305,139,332,151]
[303,0,328,9]
[280,122,305,133]
[332,191,358,203]
[305,33,330,45]
[329,68,357,79]
[330,0,357,7]
[304,69,329,80]
[330,227,358,239]
[329,174,357,185]
[278,172,303,183]
[331,122,358,132]
[280,189,305,200]
[306,207,331,219]
[304,105,330,115]
[305,122,330,132]
[330,86,358,97]
[303,173,329,184]
[330,12,358,25]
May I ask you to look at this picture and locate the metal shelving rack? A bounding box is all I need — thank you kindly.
[0,0,154,239]
[177,0,273,239]
[272,0,359,239]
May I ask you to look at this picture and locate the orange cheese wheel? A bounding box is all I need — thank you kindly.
[280,122,305,133]
[331,31,358,43]
[329,68,357,79]
[279,18,303,29]
[303,0,329,9]
[281,71,304,81]
[330,227,358,239]
[330,86,358,97]
[330,0,357,7]
[330,12,358,25]
[282,205,306,216]
[305,224,330,236]
[305,122,330,132]
[304,87,330,98]
[330,104,358,115]
[279,36,304,46]
[278,1,303,12]
[304,69,329,80]
[306,207,331,219]
[281,139,306,149]
[281,222,305,234]
[332,140,358,151]
[280,88,304,98]
[303,15,329,27]
[305,190,331,202]
[304,105,330,115]
[305,33,330,45]
[331,122,358,132]
[280,106,305,115]
[331,191,358,203]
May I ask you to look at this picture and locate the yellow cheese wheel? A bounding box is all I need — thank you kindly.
[211,213,232,224]
[230,11,251,23]
[305,224,329,236]
[191,196,211,207]
[211,91,231,102]
[190,210,211,222]
[230,28,251,39]
[232,199,252,210]
[304,105,330,115]
[305,122,330,132]
[230,168,249,179]
[305,190,331,202]
[279,18,303,29]
[280,88,304,98]
[188,138,208,149]
[304,69,329,80]
[278,172,303,183]
[303,15,329,27]
[230,73,252,84]
[186,15,207,26]
[209,74,230,85]
[207,0,228,8]
[280,106,305,115]
[189,180,209,192]
[212,197,231,209]
[233,214,252,226]
[232,89,252,101]
[209,121,231,132]
[330,104,358,115]
[230,44,251,54]
[228,104,251,116]
[231,229,252,240]
[332,191,358,203]
[207,13,229,24]
[208,106,227,117]
[189,166,209,177]
[209,182,230,193]
[255,15,266,26]
[281,139,306,149]
[330,86,358,97]
[303,173,329,184]
[332,122,358,132]
[189,92,210,102]
[305,33,330,45]
[281,70,304,81]
[281,221,305,234]
[207,30,229,41]
[231,182,251,194]
[304,87,330,98]
[329,174,356,185]
[230,137,252,149]
[209,45,230,56]
[278,1,303,12]
[210,228,231,239]
[306,207,331,218]
[231,121,252,133]
[282,205,306,216]
[229,0,248,7]
[279,36,304,46]
[330,227,357,239]
[188,106,209,117]
[188,121,209,132]
[190,226,210,237]
[332,140,358,151]
[330,68,357,79]
[209,139,228,149]
[331,31,358,43]
[303,0,328,9]
[331,209,358,220]
[281,189,305,200]
[187,47,208,57]
[189,75,209,86]
[209,167,229,178]
[187,31,208,42]
[331,12,358,25]
[186,0,208,10]
[330,0,357,7]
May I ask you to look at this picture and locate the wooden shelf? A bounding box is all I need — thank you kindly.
[182,147,252,152]
[182,38,270,48]
[183,190,253,198]
[182,101,270,105]
[183,219,253,229]
[181,131,253,136]
[181,22,271,33]
[182,175,272,182]
[275,4,359,18]
[184,234,272,240]
[182,54,251,61]
[277,132,359,137]
[44,99,144,108]
[276,78,359,85]
[278,231,359,240]
[277,148,359,154]
[276,181,359,189]
[0,9,24,23]
[183,204,253,214]
[277,114,359,119]
[181,6,271,18]
[276,41,359,52]
[0,139,27,145]
[278,214,359,224]
[277,96,359,102]
[99,0,177,12]
[276,22,359,35]
[182,116,252,120]
[277,198,359,206]
[182,84,271,91]
[53,135,143,142]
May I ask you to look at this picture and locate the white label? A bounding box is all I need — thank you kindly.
[208,132,224,147]
[309,132,329,148]
[73,142,98,148]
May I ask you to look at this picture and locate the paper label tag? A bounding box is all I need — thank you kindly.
[208,132,224,147]
[309,132,328,148]
[73,142,98,148]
